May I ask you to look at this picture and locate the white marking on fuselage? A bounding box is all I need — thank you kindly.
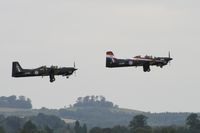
[129,60,133,65]
[25,72,31,75]
[34,70,39,75]
[119,62,125,65]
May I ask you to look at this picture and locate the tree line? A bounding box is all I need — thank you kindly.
[0,113,200,133]
[0,95,32,109]
[0,113,74,133]
[73,95,118,108]
[89,113,200,133]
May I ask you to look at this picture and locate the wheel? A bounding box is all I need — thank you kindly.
[50,78,55,82]
[143,64,150,72]
[49,74,55,82]
[143,67,146,72]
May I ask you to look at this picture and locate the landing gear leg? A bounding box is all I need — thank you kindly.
[50,74,55,83]
[143,65,151,72]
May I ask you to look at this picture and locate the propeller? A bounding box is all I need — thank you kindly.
[168,51,172,66]
[74,62,76,68]
[73,62,77,76]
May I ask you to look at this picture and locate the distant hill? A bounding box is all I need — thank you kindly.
[0,95,32,109]
[58,106,190,128]
[0,95,196,128]
[57,96,191,128]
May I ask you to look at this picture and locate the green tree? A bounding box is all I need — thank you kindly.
[129,115,148,129]
[44,126,53,133]
[102,128,112,133]
[134,127,151,133]
[82,123,87,133]
[21,120,38,133]
[129,114,151,133]
[90,127,102,133]
[112,125,129,133]
[186,113,200,129]
[74,121,81,133]
[153,126,176,133]
[0,127,5,133]
[18,96,26,101]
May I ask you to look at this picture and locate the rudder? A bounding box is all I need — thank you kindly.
[12,62,23,77]
[106,51,116,67]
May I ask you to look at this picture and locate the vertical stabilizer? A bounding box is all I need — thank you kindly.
[106,51,115,58]
[12,62,23,77]
[106,51,116,67]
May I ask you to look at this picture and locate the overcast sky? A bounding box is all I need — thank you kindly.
[0,0,200,112]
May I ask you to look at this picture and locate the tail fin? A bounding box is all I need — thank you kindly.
[12,62,23,77]
[106,51,116,67]
[106,51,115,58]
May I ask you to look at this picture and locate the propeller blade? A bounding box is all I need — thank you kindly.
[73,62,77,76]
[74,62,76,68]
[168,51,171,66]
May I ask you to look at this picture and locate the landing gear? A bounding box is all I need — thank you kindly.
[50,78,55,82]
[143,64,150,72]
[50,74,55,82]
[49,68,55,82]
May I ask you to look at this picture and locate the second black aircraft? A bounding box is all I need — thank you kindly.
[106,51,173,72]
[12,62,77,82]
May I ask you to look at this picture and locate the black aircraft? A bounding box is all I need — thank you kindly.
[106,51,173,72]
[12,62,77,82]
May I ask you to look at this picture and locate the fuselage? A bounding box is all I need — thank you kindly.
[13,67,76,77]
[12,62,77,82]
[106,51,173,72]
